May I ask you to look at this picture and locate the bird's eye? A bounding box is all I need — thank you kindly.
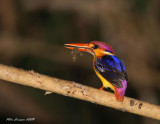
[92,45,99,49]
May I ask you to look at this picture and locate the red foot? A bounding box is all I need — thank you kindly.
[99,86,104,91]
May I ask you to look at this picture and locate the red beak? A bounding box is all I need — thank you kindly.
[64,43,93,54]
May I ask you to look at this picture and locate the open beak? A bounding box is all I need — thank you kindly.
[64,43,93,54]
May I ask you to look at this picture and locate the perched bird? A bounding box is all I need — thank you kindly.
[64,41,128,102]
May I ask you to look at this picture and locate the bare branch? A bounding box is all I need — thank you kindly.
[0,64,159,120]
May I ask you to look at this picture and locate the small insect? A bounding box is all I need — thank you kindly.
[71,46,84,62]
[72,46,78,62]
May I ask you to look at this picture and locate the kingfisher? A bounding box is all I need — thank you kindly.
[64,41,128,102]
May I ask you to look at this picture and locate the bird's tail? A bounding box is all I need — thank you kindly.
[114,80,127,102]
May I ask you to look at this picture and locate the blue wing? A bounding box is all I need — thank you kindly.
[94,55,128,88]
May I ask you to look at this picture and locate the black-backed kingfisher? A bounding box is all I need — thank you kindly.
[64,41,128,102]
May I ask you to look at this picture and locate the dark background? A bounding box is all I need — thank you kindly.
[0,0,160,124]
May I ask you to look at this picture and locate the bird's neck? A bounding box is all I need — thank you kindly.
[94,55,112,60]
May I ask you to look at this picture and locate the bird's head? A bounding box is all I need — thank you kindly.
[65,41,115,58]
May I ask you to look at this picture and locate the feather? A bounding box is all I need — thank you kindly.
[94,55,128,88]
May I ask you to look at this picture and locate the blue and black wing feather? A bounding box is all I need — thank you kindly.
[94,55,128,88]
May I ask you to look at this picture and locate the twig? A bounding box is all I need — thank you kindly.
[0,64,159,120]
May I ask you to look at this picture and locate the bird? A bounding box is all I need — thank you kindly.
[64,41,128,102]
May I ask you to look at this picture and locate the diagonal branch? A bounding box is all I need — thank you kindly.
[0,64,159,120]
